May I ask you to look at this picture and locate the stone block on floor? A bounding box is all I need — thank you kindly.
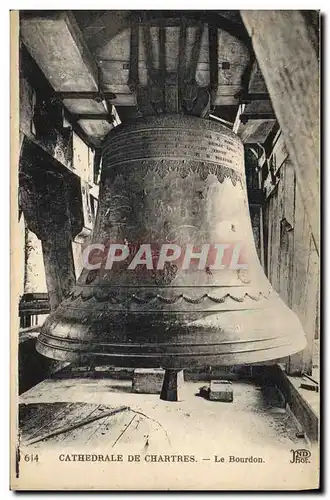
[132,368,165,394]
[209,380,233,402]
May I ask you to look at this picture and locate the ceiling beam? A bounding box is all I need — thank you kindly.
[21,11,117,135]
[56,91,117,100]
[239,111,276,124]
[208,21,219,103]
[20,11,99,91]
[73,114,114,121]
[20,44,97,149]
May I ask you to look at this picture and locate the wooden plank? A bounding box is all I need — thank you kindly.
[52,404,113,445]
[248,61,268,94]
[63,98,107,116]
[290,235,319,375]
[19,403,44,425]
[84,409,136,447]
[24,405,130,447]
[288,184,319,375]
[237,119,276,144]
[20,402,73,442]
[266,194,273,281]
[71,408,121,444]
[278,160,295,307]
[241,10,320,252]
[268,187,281,292]
[22,403,105,446]
[271,133,290,175]
[282,159,296,229]
[110,410,170,449]
[78,119,113,141]
[262,153,319,373]
[113,413,150,448]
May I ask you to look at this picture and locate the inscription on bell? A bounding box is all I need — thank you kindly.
[103,124,243,173]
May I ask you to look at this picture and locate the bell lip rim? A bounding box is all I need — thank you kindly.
[35,334,307,369]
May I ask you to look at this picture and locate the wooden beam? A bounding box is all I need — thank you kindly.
[237,51,256,103]
[73,113,114,121]
[56,91,116,100]
[21,44,98,149]
[233,103,245,134]
[239,112,276,124]
[186,21,204,82]
[63,109,99,148]
[242,93,270,102]
[208,21,219,103]
[20,11,99,92]
[241,10,320,252]
[211,13,251,47]
[128,23,139,91]
[21,13,116,140]
[41,238,76,311]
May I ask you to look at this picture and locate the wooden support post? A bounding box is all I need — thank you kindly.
[19,140,80,311]
[24,227,47,295]
[72,179,93,279]
[287,186,319,375]
[160,369,184,402]
[241,11,319,252]
[41,238,76,311]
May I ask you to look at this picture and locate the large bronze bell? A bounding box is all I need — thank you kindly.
[36,115,306,368]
